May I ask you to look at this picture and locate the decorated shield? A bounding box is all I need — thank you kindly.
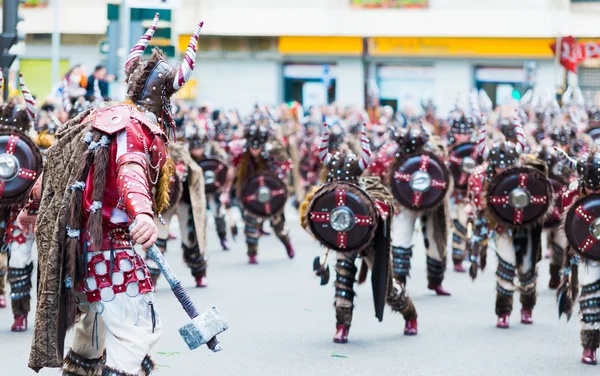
[587,127,600,149]
[544,176,568,229]
[307,182,378,253]
[391,152,450,211]
[0,129,43,207]
[198,157,228,194]
[564,194,600,261]
[486,166,553,229]
[447,142,480,191]
[240,172,288,218]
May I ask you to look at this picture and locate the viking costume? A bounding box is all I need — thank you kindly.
[225,116,295,264]
[24,15,202,374]
[188,121,228,251]
[0,75,43,330]
[556,149,600,365]
[370,122,452,296]
[468,114,551,329]
[152,139,207,288]
[300,123,417,343]
[446,113,479,273]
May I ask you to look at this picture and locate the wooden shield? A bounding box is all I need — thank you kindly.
[307,182,378,253]
[198,157,228,194]
[486,166,553,229]
[241,172,288,218]
[391,152,450,211]
[564,193,600,261]
[544,175,568,229]
[0,129,43,207]
[447,142,480,191]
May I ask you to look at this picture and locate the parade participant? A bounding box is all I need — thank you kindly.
[188,119,230,251]
[466,113,552,329]
[0,74,43,329]
[556,148,600,365]
[301,123,417,343]
[446,112,479,273]
[369,120,452,295]
[221,113,295,264]
[21,15,203,374]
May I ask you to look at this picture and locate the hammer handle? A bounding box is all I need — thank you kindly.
[147,244,181,289]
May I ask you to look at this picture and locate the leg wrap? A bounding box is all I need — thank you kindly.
[62,348,106,376]
[495,288,514,316]
[581,280,600,330]
[496,257,516,283]
[140,355,156,376]
[0,265,6,295]
[334,257,357,326]
[244,214,261,255]
[215,215,227,240]
[183,244,207,278]
[549,238,564,267]
[421,215,430,250]
[335,306,354,327]
[101,366,137,376]
[387,281,417,321]
[582,330,600,350]
[392,246,412,284]
[271,214,290,245]
[518,269,537,309]
[426,256,446,286]
[8,262,33,315]
[452,219,467,262]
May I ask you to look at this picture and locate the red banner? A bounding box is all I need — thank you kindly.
[551,36,600,73]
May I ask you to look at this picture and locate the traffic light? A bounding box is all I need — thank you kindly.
[0,0,26,69]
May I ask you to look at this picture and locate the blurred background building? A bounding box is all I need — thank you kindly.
[5,0,600,114]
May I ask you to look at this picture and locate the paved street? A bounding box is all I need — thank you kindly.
[0,205,598,376]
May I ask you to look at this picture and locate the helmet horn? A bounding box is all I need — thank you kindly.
[476,113,490,160]
[173,21,203,90]
[19,73,36,122]
[318,122,332,165]
[358,123,371,171]
[125,13,160,69]
[555,147,578,171]
[513,110,526,154]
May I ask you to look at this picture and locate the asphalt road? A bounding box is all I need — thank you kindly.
[0,205,598,376]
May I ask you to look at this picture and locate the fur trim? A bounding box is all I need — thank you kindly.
[0,98,32,131]
[299,185,319,231]
[101,365,137,376]
[155,157,175,215]
[495,292,514,316]
[62,349,106,376]
[357,259,368,285]
[335,305,353,326]
[582,330,600,350]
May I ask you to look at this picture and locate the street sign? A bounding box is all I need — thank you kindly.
[125,0,181,9]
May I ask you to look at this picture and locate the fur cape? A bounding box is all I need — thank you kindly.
[29,109,94,371]
[169,143,207,252]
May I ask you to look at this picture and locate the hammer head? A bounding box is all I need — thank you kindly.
[179,307,228,351]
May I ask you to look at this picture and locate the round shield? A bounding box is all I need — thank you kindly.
[241,172,288,218]
[391,152,450,211]
[447,142,480,191]
[307,182,377,253]
[587,127,600,150]
[486,166,553,229]
[544,175,568,229]
[565,193,600,261]
[198,157,228,194]
[0,129,42,206]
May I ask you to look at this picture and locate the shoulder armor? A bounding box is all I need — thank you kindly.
[92,104,166,142]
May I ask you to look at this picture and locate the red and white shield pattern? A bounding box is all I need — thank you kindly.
[244,175,286,215]
[489,173,548,225]
[394,155,448,208]
[309,187,373,249]
[0,134,38,198]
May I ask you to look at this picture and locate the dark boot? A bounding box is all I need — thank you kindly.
[333,324,349,343]
[195,276,207,288]
[404,318,418,336]
[521,308,533,324]
[496,314,510,329]
[220,238,230,251]
[583,349,598,365]
[11,314,27,332]
[284,242,295,259]
[427,283,451,296]
[453,260,466,273]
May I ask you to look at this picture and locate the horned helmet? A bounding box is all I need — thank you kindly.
[0,73,36,132]
[318,122,371,183]
[557,148,600,191]
[124,13,202,137]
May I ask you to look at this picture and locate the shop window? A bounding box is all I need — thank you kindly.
[283,64,336,108]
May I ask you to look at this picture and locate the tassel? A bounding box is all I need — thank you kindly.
[92,312,99,350]
[150,303,156,334]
